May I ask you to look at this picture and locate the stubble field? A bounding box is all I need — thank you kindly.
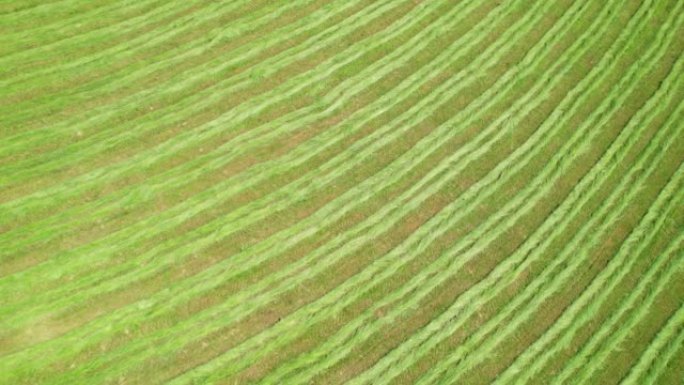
[1,0,683,384]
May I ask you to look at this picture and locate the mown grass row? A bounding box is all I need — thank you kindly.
[1,0,552,348]
[91,0,584,378]
[0,0,496,260]
[0,0,167,55]
[1,0,448,276]
[0,0,460,268]
[0,0,386,173]
[1,0,236,91]
[0,0,342,134]
[0,0,604,368]
[551,170,684,383]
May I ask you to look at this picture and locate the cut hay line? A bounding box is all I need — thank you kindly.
[0,0,321,128]
[0,0,247,86]
[2,0,584,376]
[0,0,358,138]
[555,183,684,383]
[256,0,629,382]
[0,0,434,208]
[413,29,684,385]
[4,0,560,332]
[559,231,684,384]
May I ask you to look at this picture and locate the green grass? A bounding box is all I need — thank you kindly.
[1,0,682,384]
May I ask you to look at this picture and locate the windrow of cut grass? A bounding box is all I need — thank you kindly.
[0,0,177,56]
[0,0,251,90]
[93,0,672,380]
[0,0,378,167]
[561,227,683,383]
[0,0,440,268]
[0,0,536,378]
[0,0,464,249]
[416,70,684,385]
[54,0,584,378]
[13,0,568,334]
[0,0,496,348]
[0,0,377,159]
[0,0,329,131]
[551,182,684,384]
[1,0,162,51]
[0,0,360,132]
[0,0,217,94]
[0,0,584,378]
[0,0,408,265]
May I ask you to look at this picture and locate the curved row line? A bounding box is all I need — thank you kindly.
[1,0,166,50]
[0,0,540,368]
[0,0,250,86]
[567,227,684,384]
[0,0,429,215]
[2,0,680,384]
[64,0,584,378]
[0,0,428,255]
[554,176,684,382]
[0,0,319,127]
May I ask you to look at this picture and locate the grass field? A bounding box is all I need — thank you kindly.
[1,0,683,384]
